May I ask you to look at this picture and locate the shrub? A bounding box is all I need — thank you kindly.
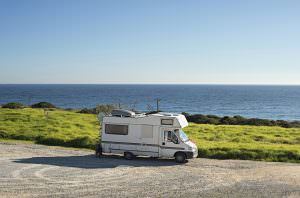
[2,102,25,109]
[289,121,300,128]
[36,136,66,146]
[0,131,9,139]
[95,104,116,114]
[185,113,300,128]
[35,136,95,149]
[186,114,220,124]
[196,147,300,162]
[31,102,56,109]
[10,134,34,141]
[242,118,273,126]
[220,116,236,125]
[66,136,95,149]
[78,108,97,114]
[78,104,117,115]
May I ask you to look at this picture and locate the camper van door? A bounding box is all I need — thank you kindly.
[139,125,159,157]
[159,128,182,157]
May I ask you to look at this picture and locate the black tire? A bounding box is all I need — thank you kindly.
[175,152,186,163]
[124,152,134,160]
[95,144,102,158]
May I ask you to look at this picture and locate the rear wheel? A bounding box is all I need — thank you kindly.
[124,152,134,160]
[95,144,102,158]
[175,152,186,163]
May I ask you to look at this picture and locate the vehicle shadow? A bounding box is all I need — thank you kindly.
[14,154,181,169]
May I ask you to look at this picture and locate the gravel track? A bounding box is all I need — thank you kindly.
[0,142,299,198]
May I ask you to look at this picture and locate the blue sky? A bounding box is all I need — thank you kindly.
[0,0,300,84]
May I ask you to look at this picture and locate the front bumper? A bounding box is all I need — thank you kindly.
[185,149,198,159]
[193,148,198,158]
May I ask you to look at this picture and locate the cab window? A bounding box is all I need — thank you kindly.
[164,130,179,144]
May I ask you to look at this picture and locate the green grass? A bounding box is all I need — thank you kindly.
[0,138,35,144]
[185,123,300,162]
[0,108,299,162]
[0,108,99,149]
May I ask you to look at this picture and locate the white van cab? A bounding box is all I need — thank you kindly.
[96,109,198,163]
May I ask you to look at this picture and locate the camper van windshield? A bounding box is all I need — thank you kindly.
[179,129,189,142]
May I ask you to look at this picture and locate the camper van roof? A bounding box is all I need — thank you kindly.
[109,111,181,118]
[102,111,188,128]
[150,112,180,117]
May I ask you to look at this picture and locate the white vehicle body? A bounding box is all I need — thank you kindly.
[98,110,198,161]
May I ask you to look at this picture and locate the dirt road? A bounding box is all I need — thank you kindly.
[0,142,299,198]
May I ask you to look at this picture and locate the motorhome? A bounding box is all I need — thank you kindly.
[95,109,198,163]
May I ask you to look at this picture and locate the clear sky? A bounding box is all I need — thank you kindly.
[0,0,300,84]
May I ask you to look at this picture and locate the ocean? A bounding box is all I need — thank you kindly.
[0,84,299,120]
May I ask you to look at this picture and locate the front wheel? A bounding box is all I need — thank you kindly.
[175,152,186,163]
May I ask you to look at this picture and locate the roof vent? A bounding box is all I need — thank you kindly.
[111,109,135,117]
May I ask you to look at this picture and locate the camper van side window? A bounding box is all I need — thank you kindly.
[161,119,173,125]
[105,124,128,135]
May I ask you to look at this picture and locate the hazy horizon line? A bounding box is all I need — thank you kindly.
[1,83,300,86]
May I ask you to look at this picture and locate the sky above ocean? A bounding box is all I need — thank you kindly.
[0,1,300,84]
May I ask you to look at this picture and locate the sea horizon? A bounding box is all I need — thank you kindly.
[1,84,299,121]
[1,83,300,86]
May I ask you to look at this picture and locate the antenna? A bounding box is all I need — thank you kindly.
[156,98,161,111]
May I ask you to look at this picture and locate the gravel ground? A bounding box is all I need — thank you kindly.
[0,142,299,198]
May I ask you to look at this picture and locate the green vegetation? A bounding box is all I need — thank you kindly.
[0,138,34,144]
[31,102,56,108]
[0,108,99,149]
[185,123,300,163]
[77,104,116,114]
[78,108,98,114]
[2,102,26,109]
[184,113,300,128]
[0,108,299,162]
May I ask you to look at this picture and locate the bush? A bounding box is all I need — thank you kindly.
[186,114,220,124]
[36,136,66,146]
[66,136,95,149]
[78,108,97,114]
[185,113,300,128]
[2,102,25,109]
[0,131,9,139]
[35,136,95,149]
[197,147,300,162]
[77,104,117,115]
[95,104,116,114]
[31,102,56,109]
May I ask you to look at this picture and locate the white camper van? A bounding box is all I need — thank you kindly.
[96,109,198,163]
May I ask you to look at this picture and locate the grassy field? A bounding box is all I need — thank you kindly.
[0,108,99,149]
[185,124,300,162]
[0,108,299,162]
